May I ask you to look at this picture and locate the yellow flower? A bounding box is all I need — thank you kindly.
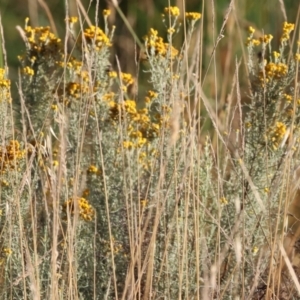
[103,9,111,16]
[22,66,34,76]
[246,37,261,47]
[1,180,9,187]
[219,197,228,205]
[283,93,292,102]
[121,72,134,85]
[164,6,180,17]
[245,122,252,128]
[167,27,176,35]
[144,29,178,59]
[123,141,134,149]
[51,104,58,111]
[148,90,158,98]
[248,26,255,34]
[281,22,295,43]
[140,199,148,208]
[2,248,12,256]
[88,165,98,173]
[259,34,273,44]
[64,197,95,221]
[65,17,78,24]
[102,92,115,102]
[124,100,137,115]
[252,39,261,46]
[108,71,117,78]
[270,122,286,149]
[260,62,288,81]
[0,68,11,88]
[252,246,259,255]
[83,25,112,50]
[185,12,201,21]
[144,96,151,104]
[273,51,280,59]
[53,160,59,167]
[0,140,25,172]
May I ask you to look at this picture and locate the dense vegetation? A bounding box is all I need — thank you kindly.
[0,1,300,299]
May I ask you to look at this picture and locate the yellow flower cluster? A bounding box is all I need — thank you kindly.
[24,19,62,56]
[145,90,158,104]
[107,72,134,92]
[164,6,180,17]
[109,99,136,120]
[102,92,115,102]
[22,66,34,76]
[283,93,293,102]
[0,247,13,266]
[248,26,255,34]
[144,28,178,59]
[65,16,78,24]
[65,82,89,100]
[88,165,98,173]
[245,26,261,46]
[87,164,101,175]
[259,34,273,44]
[64,197,95,221]
[246,37,260,47]
[120,73,134,86]
[103,9,111,17]
[0,69,11,102]
[219,197,228,205]
[56,56,94,103]
[0,69,10,89]
[108,100,137,121]
[273,51,280,59]
[128,130,147,148]
[108,99,160,149]
[108,71,117,79]
[269,122,286,149]
[83,25,112,51]
[259,62,288,82]
[167,27,176,35]
[1,248,12,256]
[140,199,148,208]
[0,140,25,172]
[281,22,295,43]
[185,12,202,21]
[57,56,83,74]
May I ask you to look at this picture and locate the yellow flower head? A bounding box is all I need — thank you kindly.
[103,9,111,17]
[164,6,180,17]
[219,197,228,205]
[281,22,295,43]
[185,12,201,21]
[259,34,273,44]
[64,197,95,221]
[248,26,255,34]
[65,17,78,24]
[269,122,287,149]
